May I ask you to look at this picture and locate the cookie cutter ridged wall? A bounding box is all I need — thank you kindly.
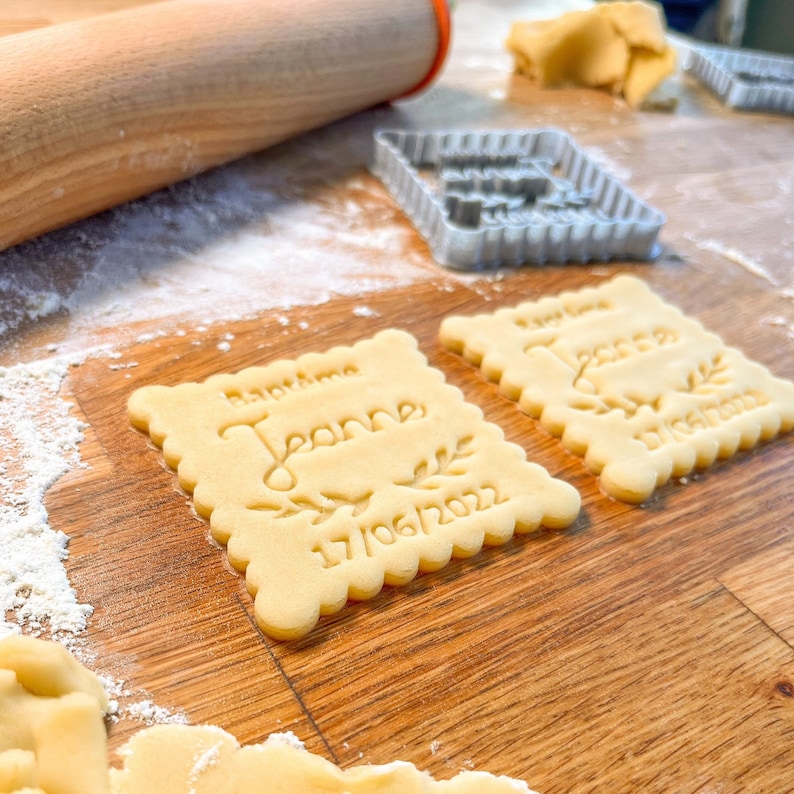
[684,45,794,114]
[371,128,666,270]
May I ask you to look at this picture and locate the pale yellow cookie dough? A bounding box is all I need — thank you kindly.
[0,634,110,794]
[0,637,539,794]
[592,0,668,51]
[109,726,538,794]
[440,275,794,504]
[507,11,629,93]
[128,329,580,639]
[506,0,676,107]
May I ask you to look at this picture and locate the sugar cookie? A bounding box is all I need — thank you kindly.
[440,275,794,504]
[128,330,580,639]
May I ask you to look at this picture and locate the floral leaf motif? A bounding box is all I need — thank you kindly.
[407,435,475,488]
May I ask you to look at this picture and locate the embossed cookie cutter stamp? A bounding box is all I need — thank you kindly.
[370,128,666,270]
[684,45,794,114]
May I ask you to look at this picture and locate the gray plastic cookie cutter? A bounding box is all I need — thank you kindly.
[370,128,666,270]
[684,45,794,114]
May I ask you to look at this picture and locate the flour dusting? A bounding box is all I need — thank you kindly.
[685,234,777,286]
[0,278,66,340]
[187,741,224,788]
[0,348,185,733]
[0,355,91,641]
[265,731,306,751]
[123,699,189,726]
[0,137,439,358]
[584,145,634,183]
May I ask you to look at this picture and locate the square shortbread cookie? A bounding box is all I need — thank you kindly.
[128,330,580,640]
[440,275,794,504]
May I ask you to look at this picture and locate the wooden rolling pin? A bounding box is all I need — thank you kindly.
[0,0,450,251]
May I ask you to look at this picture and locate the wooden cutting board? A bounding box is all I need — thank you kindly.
[4,1,794,791]
[54,267,794,791]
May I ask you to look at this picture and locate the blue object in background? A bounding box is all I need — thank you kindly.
[659,0,715,32]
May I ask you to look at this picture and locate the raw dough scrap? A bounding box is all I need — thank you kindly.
[593,0,668,52]
[0,637,541,792]
[109,725,538,794]
[128,329,580,640]
[506,0,677,107]
[439,275,794,504]
[507,11,630,92]
[622,43,677,108]
[0,634,110,794]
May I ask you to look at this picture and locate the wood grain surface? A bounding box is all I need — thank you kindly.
[2,1,794,792]
[62,274,794,791]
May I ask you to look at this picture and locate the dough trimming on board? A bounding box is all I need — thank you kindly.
[1,635,540,793]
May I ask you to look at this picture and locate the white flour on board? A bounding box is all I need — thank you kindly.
[683,234,778,287]
[0,131,440,358]
[0,354,91,643]
[0,348,201,727]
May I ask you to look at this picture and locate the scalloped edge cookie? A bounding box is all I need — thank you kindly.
[440,275,794,504]
[128,329,580,639]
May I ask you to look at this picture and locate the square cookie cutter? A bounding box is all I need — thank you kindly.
[370,128,665,270]
[684,45,794,114]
